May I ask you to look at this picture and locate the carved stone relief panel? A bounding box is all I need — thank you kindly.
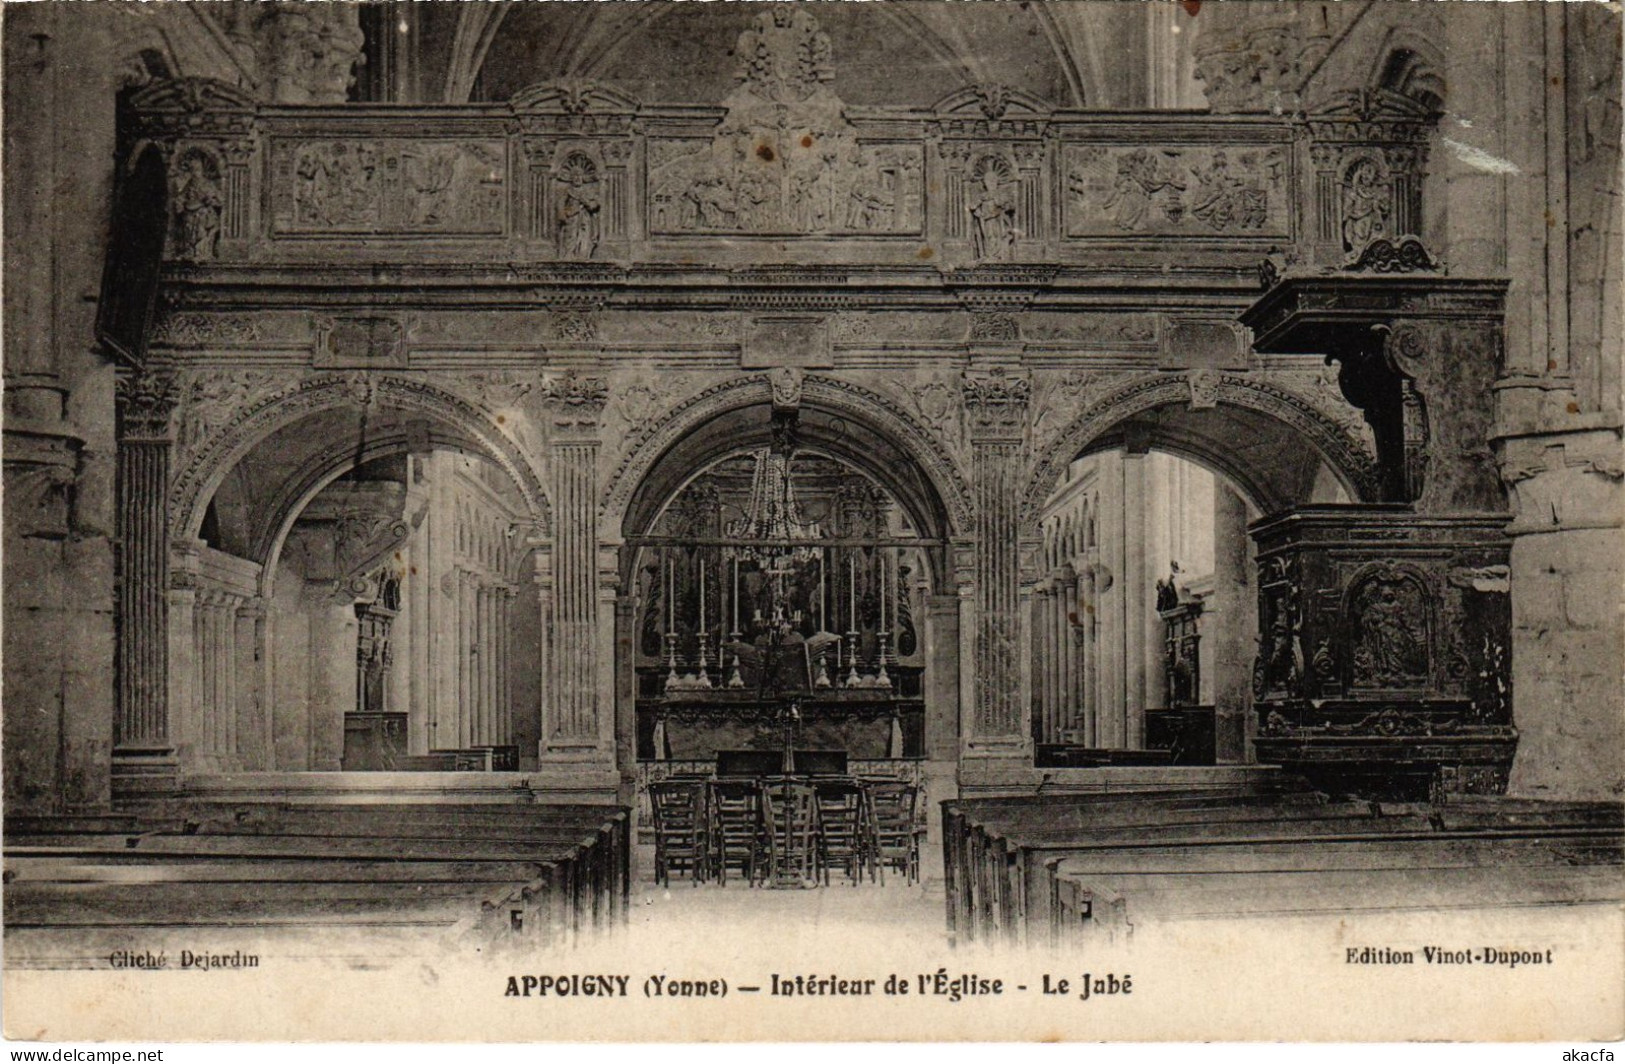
[270,139,507,236]
[1065,144,1291,239]
[645,8,923,238]
[314,316,408,369]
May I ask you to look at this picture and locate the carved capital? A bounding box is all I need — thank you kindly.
[117,370,179,440]
[961,368,1030,436]
[539,371,610,417]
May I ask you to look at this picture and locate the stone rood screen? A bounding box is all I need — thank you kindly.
[122,57,1432,274]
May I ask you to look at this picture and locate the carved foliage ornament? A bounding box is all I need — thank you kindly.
[178,369,281,453]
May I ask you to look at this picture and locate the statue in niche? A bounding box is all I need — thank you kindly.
[969,157,1017,261]
[172,152,223,261]
[1351,578,1428,686]
[362,642,387,714]
[555,153,602,259]
[1155,561,1184,613]
[1341,157,1392,254]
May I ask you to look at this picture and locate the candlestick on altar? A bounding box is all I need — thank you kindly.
[732,557,739,633]
[876,629,892,688]
[844,630,860,687]
[848,555,856,632]
[695,629,713,689]
[726,630,744,689]
[664,630,680,688]
[818,551,826,634]
[699,560,706,634]
[666,561,674,631]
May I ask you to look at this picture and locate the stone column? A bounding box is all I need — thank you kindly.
[475,574,487,744]
[1209,484,1252,763]
[530,545,554,753]
[1122,451,1148,749]
[1080,566,1098,746]
[548,439,601,754]
[459,570,476,748]
[537,373,614,782]
[1032,582,1053,744]
[1443,10,1508,278]
[308,595,355,771]
[1058,565,1078,736]
[236,599,269,771]
[923,589,962,887]
[499,585,515,744]
[612,586,637,784]
[115,370,179,797]
[960,369,1031,761]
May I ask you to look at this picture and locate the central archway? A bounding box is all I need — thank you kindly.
[613,385,963,832]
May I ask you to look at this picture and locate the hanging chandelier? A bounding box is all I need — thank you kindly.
[725,414,821,569]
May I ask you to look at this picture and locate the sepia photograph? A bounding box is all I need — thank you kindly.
[1,0,1621,1045]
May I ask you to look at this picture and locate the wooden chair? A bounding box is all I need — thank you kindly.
[761,778,822,888]
[866,780,923,885]
[814,779,875,886]
[708,779,766,887]
[648,779,710,887]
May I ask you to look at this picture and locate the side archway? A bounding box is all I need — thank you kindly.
[170,373,552,546]
[1022,372,1383,533]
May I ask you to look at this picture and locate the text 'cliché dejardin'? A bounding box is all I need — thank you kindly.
[504,970,1133,1003]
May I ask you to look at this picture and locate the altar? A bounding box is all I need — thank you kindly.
[647,693,921,761]
[629,408,932,767]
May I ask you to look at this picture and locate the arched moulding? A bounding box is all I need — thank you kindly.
[167,372,552,544]
[1020,371,1384,532]
[598,372,975,541]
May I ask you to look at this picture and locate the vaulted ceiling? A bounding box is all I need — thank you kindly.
[415,1,1162,109]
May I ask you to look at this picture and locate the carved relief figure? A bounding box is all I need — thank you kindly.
[294,142,379,229]
[1350,575,1428,686]
[555,153,602,259]
[969,156,1017,260]
[1067,145,1286,238]
[281,140,504,236]
[1341,157,1391,254]
[171,152,223,261]
[1188,149,1275,232]
[1110,148,1187,231]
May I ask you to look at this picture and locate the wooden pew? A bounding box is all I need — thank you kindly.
[941,791,1624,949]
[1047,833,1624,947]
[942,787,1328,946]
[3,802,630,960]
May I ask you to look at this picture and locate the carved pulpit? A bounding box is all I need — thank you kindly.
[1240,271,1516,798]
